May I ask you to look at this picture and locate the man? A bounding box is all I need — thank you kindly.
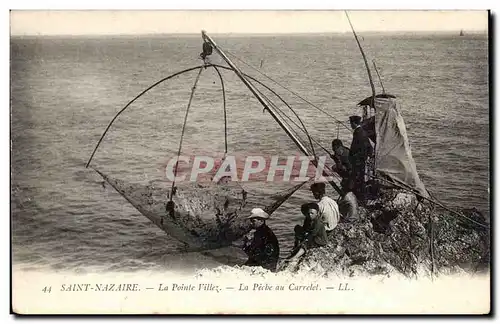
[348,115,374,200]
[242,208,280,271]
[286,202,327,263]
[310,182,340,233]
[330,138,352,191]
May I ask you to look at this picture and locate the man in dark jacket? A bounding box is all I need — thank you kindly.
[330,138,352,191]
[348,115,374,200]
[242,208,280,271]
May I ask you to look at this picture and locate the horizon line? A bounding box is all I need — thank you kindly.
[10,30,488,37]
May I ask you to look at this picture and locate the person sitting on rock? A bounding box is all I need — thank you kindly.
[285,202,327,264]
[242,208,280,272]
[293,203,313,249]
[310,182,340,233]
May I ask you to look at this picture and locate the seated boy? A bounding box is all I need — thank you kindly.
[286,202,328,263]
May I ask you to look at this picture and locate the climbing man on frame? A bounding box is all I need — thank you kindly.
[348,115,374,200]
[330,138,352,192]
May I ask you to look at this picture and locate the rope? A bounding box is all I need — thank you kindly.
[85,63,331,173]
[373,175,489,229]
[265,93,333,159]
[270,101,313,153]
[85,63,343,187]
[223,65,325,158]
[248,85,347,184]
[211,66,228,155]
[221,48,352,132]
[252,81,317,159]
[208,64,344,158]
[209,65,247,194]
[85,65,207,168]
[424,189,437,278]
[429,206,436,278]
[235,72,336,159]
[272,107,343,184]
[266,101,343,183]
[170,67,204,197]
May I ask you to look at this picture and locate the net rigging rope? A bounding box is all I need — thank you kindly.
[252,86,343,183]
[224,66,331,158]
[264,91,336,157]
[220,46,352,132]
[373,175,489,229]
[86,63,341,182]
[270,104,344,183]
[211,65,228,156]
[212,60,343,190]
[169,67,204,198]
[271,100,341,177]
[85,53,484,229]
[213,64,343,186]
[86,65,209,168]
[205,67,351,174]
[238,72,318,159]
[252,80,317,159]
[242,72,337,158]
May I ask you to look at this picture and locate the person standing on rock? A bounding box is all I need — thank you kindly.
[348,115,374,200]
[310,182,340,233]
[242,208,280,272]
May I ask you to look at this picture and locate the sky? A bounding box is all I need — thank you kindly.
[9,10,489,36]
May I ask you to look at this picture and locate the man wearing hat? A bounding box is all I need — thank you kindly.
[242,208,280,271]
[348,115,374,200]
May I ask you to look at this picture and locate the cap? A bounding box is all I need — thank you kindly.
[310,182,326,192]
[301,202,320,215]
[332,139,343,147]
[247,208,270,220]
[349,115,362,124]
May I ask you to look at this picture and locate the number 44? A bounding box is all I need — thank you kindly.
[42,286,52,293]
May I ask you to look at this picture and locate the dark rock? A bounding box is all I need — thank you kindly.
[280,186,490,277]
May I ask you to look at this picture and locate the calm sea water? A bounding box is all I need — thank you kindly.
[11,34,489,273]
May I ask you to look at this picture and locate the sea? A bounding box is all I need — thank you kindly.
[10,33,489,274]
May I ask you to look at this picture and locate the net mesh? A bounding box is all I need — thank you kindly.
[94,168,309,250]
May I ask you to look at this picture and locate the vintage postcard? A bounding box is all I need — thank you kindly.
[10,10,490,314]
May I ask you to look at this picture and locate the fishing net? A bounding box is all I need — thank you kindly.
[84,51,332,252]
[95,168,309,251]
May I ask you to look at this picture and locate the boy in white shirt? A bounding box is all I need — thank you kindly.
[310,182,340,232]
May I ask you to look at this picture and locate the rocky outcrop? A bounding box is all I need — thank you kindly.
[278,186,490,278]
